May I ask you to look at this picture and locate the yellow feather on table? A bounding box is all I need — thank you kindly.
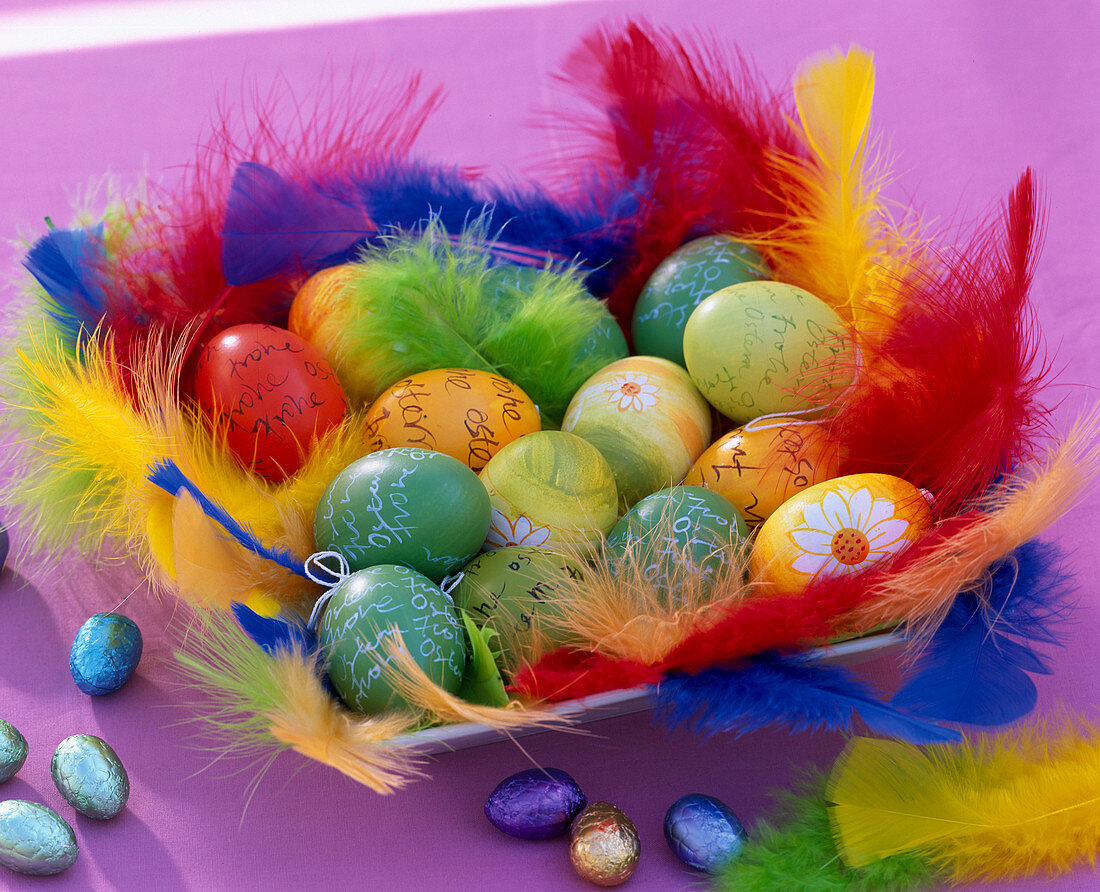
[747,46,921,342]
[828,719,1100,882]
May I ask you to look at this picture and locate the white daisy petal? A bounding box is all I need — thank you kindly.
[792,551,830,574]
[866,498,897,528]
[865,517,912,549]
[847,488,874,529]
[821,490,852,530]
[791,527,835,555]
[801,501,831,535]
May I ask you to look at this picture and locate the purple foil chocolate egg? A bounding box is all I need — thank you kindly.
[485,768,587,839]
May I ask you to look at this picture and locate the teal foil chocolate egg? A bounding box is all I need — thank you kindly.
[633,235,768,367]
[0,800,78,876]
[605,485,748,605]
[664,793,747,873]
[313,448,492,581]
[0,719,28,783]
[317,564,468,714]
[69,612,143,695]
[51,734,130,820]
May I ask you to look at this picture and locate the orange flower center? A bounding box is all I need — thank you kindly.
[830,527,870,565]
[620,382,641,395]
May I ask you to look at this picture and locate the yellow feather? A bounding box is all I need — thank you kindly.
[829,719,1100,881]
[171,492,254,610]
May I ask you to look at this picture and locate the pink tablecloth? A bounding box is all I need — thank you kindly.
[1,1,1097,889]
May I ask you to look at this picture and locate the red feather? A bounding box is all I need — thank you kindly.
[829,170,1051,517]
[543,20,802,333]
[509,650,662,702]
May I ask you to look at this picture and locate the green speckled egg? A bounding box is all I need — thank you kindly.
[606,485,748,605]
[317,564,468,714]
[313,447,492,580]
[51,734,129,820]
[683,281,855,424]
[0,801,78,876]
[633,235,768,366]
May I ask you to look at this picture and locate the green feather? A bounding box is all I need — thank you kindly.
[334,217,617,424]
[712,770,936,892]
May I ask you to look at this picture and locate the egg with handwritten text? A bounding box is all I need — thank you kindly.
[288,263,359,357]
[194,324,347,482]
[633,235,768,366]
[317,564,467,714]
[562,356,712,509]
[314,448,492,580]
[685,418,840,524]
[364,368,541,471]
[751,473,932,597]
[683,282,855,424]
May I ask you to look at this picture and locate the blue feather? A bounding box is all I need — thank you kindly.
[230,601,316,656]
[657,653,960,745]
[219,159,638,294]
[23,224,110,345]
[891,539,1075,726]
[146,459,307,578]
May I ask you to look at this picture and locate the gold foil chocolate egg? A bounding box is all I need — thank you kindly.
[684,417,840,524]
[51,734,130,820]
[569,801,641,886]
[0,800,78,876]
[751,472,932,597]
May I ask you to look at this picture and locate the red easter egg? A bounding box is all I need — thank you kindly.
[194,324,348,481]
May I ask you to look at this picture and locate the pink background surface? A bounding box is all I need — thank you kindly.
[1,1,1097,889]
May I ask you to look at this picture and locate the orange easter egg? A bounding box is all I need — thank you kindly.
[750,473,932,597]
[684,418,840,524]
[561,356,712,509]
[363,368,541,471]
[288,263,359,350]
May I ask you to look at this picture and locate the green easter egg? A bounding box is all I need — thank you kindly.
[317,564,468,714]
[633,235,768,367]
[605,485,748,605]
[313,447,492,580]
[453,546,585,668]
[682,281,855,424]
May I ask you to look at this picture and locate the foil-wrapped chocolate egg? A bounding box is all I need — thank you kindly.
[569,801,640,886]
[0,521,8,572]
[51,734,130,820]
[664,793,747,873]
[69,612,143,695]
[0,719,28,783]
[485,768,587,839]
[0,800,78,876]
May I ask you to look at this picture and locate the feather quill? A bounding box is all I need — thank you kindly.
[829,719,1100,881]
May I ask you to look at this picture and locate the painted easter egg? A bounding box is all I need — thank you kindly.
[633,235,768,366]
[452,546,583,666]
[479,431,618,557]
[569,801,641,887]
[605,486,747,606]
[664,793,747,873]
[69,612,143,696]
[314,448,491,580]
[682,281,855,424]
[288,263,359,355]
[684,418,841,525]
[0,801,78,876]
[364,368,541,471]
[316,564,467,714]
[485,767,587,839]
[751,473,932,597]
[194,323,348,481]
[51,734,129,820]
[0,720,27,784]
[562,356,712,509]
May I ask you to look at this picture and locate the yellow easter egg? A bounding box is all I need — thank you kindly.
[750,473,932,597]
[288,264,359,356]
[561,356,712,509]
[479,430,619,557]
[682,281,855,424]
[684,418,840,524]
[364,368,541,472]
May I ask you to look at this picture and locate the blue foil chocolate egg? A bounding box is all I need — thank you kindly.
[51,734,130,820]
[485,768,587,839]
[0,719,28,783]
[69,612,143,695]
[0,800,78,876]
[664,793,747,873]
[0,522,9,572]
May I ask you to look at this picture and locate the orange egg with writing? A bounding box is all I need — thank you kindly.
[288,263,360,350]
[684,418,840,524]
[363,368,541,471]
